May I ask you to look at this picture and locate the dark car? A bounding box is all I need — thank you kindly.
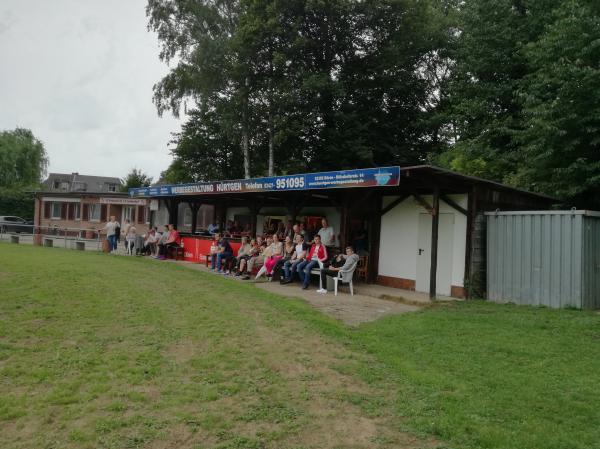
[0,216,34,233]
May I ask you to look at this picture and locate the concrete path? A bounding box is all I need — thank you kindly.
[171,259,424,326]
[255,282,422,326]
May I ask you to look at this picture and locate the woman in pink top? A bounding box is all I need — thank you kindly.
[263,233,283,277]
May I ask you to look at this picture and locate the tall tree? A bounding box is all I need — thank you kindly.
[0,128,48,188]
[147,0,255,178]
[436,0,600,207]
[0,128,48,218]
[515,1,600,207]
[154,0,445,180]
[120,168,153,192]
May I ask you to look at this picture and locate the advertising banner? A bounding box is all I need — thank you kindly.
[130,166,400,198]
[100,197,148,205]
[182,237,242,264]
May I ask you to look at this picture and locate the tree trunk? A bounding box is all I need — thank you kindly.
[268,107,274,176]
[242,77,251,179]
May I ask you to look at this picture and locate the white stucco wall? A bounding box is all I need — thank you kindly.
[378,194,468,287]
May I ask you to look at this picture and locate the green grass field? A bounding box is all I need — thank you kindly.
[1,244,599,449]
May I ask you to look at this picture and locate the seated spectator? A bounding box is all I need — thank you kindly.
[318,218,335,247]
[209,233,221,269]
[292,223,301,241]
[142,228,159,256]
[153,225,170,258]
[281,234,308,284]
[237,237,260,276]
[271,235,294,282]
[212,234,234,274]
[243,235,272,280]
[207,222,219,235]
[317,246,359,294]
[299,222,307,240]
[296,235,328,290]
[157,224,180,260]
[283,221,294,240]
[125,224,137,255]
[257,234,284,280]
[227,236,251,274]
[276,222,285,240]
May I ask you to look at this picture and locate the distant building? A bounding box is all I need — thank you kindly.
[34,173,151,236]
[42,172,121,193]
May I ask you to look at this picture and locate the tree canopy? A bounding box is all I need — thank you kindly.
[436,0,600,208]
[147,0,446,179]
[0,128,48,218]
[120,168,153,192]
[0,128,48,189]
[149,0,600,208]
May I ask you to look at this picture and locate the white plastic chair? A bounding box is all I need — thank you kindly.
[332,260,358,296]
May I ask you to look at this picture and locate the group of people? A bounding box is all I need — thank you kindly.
[102,215,181,259]
[141,224,181,259]
[103,216,138,254]
[102,214,358,291]
[208,218,358,292]
[205,218,336,247]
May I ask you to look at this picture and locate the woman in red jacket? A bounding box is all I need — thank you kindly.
[296,234,328,290]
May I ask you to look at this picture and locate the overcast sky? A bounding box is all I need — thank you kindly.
[0,0,181,182]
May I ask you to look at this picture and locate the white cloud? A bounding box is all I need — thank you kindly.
[0,0,181,180]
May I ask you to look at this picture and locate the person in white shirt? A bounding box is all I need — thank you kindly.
[281,234,308,283]
[317,218,335,247]
[103,215,120,253]
[121,219,131,250]
[125,225,137,255]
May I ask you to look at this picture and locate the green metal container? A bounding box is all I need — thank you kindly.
[486,211,600,309]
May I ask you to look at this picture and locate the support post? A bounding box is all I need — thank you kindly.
[188,201,201,234]
[429,187,440,300]
[249,199,264,237]
[368,194,383,283]
[168,199,179,228]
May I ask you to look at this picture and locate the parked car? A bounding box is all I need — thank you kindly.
[0,216,34,233]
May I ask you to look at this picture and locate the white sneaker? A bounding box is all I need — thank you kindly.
[316,288,327,294]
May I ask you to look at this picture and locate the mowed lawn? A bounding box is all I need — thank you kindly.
[1,244,599,449]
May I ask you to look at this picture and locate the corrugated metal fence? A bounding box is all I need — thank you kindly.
[486,211,600,309]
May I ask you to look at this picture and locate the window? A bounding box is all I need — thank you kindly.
[123,206,135,222]
[199,205,215,230]
[51,202,62,219]
[72,182,86,192]
[89,204,101,221]
[73,203,81,220]
[107,184,117,192]
[53,181,69,191]
[183,207,193,227]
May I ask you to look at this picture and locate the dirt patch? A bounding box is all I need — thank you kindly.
[255,282,421,326]
[241,319,438,448]
[164,340,201,364]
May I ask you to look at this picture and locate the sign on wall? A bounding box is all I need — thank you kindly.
[130,166,400,197]
[100,197,148,205]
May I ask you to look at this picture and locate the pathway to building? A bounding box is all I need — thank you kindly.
[169,259,458,326]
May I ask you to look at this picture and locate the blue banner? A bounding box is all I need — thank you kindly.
[130,166,400,197]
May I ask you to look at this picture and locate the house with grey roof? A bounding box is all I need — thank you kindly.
[42,173,122,193]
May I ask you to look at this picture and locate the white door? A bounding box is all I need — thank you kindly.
[416,213,454,296]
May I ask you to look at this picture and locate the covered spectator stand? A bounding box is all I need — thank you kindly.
[130,166,554,299]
